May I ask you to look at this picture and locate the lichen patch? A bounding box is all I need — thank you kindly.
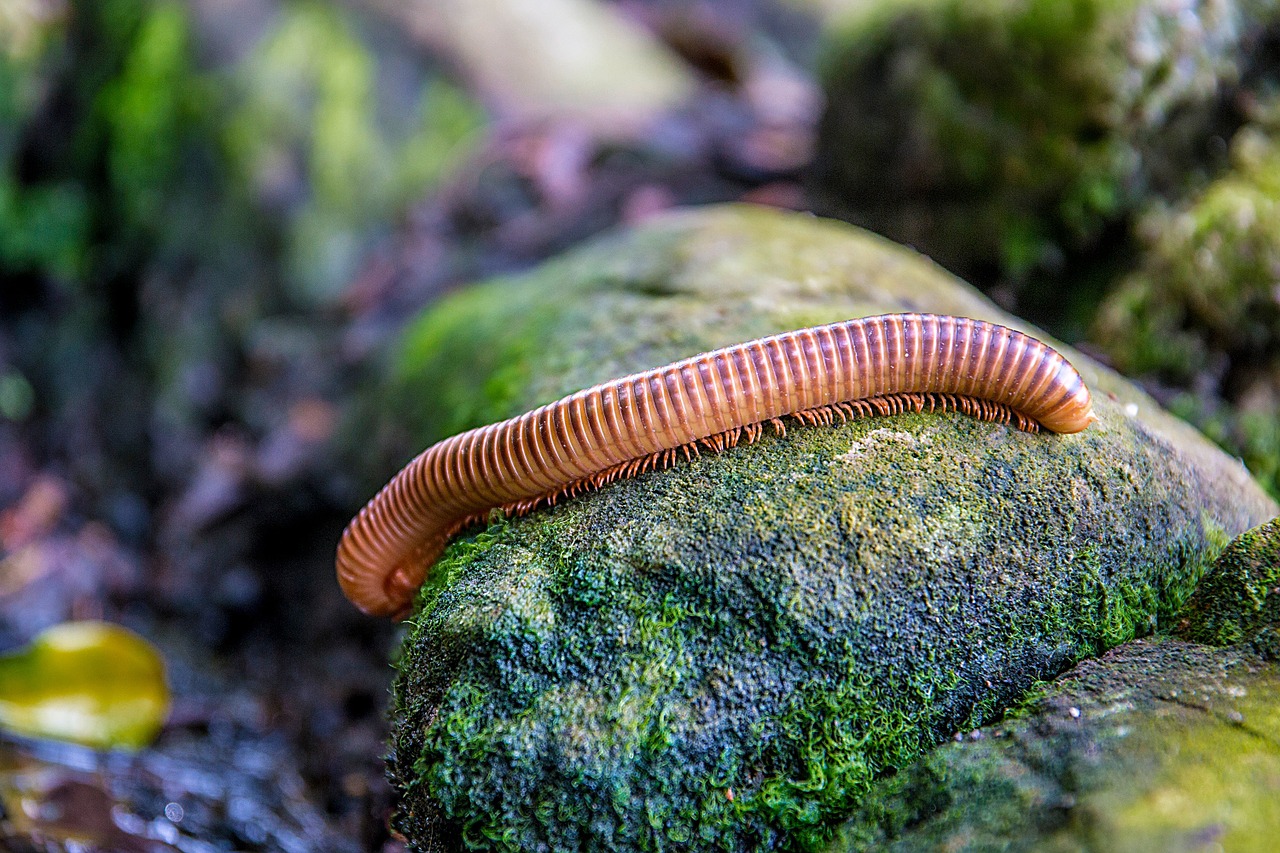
[837,428,934,462]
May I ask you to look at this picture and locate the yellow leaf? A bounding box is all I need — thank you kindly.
[0,621,169,750]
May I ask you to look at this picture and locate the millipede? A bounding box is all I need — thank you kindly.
[338,313,1096,616]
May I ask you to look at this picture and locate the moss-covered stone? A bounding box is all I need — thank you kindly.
[1177,517,1280,658]
[810,0,1278,283]
[1094,124,1280,500]
[388,205,1277,851]
[826,637,1280,851]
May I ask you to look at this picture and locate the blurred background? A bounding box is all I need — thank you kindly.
[1,0,1278,849]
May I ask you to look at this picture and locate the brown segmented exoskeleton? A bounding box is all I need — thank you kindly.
[338,313,1096,616]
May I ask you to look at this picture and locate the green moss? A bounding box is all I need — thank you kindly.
[1177,517,1280,656]
[395,413,1253,851]
[1096,128,1280,378]
[813,0,1279,282]
[394,270,573,442]
[388,207,1277,851]
[827,638,1280,851]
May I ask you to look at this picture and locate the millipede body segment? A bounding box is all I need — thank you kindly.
[338,313,1096,616]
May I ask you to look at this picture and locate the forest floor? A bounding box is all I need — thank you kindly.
[0,1,822,849]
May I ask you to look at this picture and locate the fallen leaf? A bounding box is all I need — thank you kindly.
[0,622,169,750]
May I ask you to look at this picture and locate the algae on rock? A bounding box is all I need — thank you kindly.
[388,205,1276,851]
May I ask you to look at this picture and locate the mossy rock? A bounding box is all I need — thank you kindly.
[1177,517,1280,659]
[387,205,1277,851]
[826,637,1280,851]
[810,0,1279,283]
[1094,124,1280,500]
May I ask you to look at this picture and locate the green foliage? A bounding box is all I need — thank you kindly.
[0,7,87,278]
[95,1,194,237]
[223,1,485,300]
[0,0,207,282]
[0,621,170,750]
[0,180,89,279]
[1,0,487,460]
[396,81,485,206]
[2,0,485,300]
[1094,125,1280,498]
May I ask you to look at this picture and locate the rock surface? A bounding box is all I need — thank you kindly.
[826,637,1280,852]
[388,205,1277,850]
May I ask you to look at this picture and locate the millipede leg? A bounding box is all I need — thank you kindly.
[488,391,1040,539]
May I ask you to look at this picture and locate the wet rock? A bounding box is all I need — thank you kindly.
[826,637,1280,851]
[809,0,1280,282]
[388,205,1276,850]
